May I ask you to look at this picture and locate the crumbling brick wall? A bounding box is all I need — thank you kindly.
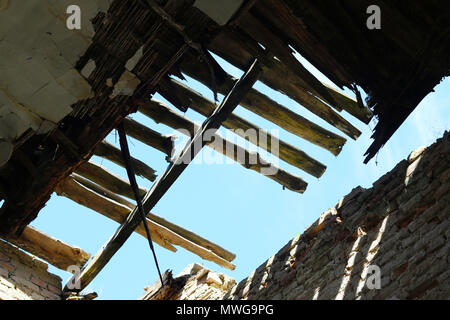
[140,263,236,300]
[0,240,62,300]
[143,132,449,300]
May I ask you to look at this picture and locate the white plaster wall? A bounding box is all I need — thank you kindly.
[0,0,110,166]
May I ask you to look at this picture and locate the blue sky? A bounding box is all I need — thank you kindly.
[32,52,449,300]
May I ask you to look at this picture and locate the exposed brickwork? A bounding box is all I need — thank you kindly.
[0,240,62,300]
[144,132,449,300]
[141,263,236,300]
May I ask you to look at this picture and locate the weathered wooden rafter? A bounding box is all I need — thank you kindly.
[0,95,137,237]
[139,100,307,192]
[154,79,326,177]
[56,177,235,268]
[159,75,348,156]
[93,141,157,182]
[177,55,362,154]
[70,173,235,262]
[236,11,338,107]
[2,225,90,270]
[207,29,372,125]
[123,117,175,159]
[65,59,262,292]
[75,161,147,200]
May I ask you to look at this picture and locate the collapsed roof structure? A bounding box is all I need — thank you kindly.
[0,0,448,296]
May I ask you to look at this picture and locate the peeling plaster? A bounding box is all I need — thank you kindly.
[125,46,144,72]
[0,0,110,167]
[81,59,96,79]
[110,70,141,99]
[194,0,244,26]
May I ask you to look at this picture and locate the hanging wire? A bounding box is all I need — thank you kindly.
[117,122,164,287]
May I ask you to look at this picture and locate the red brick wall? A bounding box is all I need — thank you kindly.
[224,132,449,300]
[145,132,449,300]
[0,240,62,300]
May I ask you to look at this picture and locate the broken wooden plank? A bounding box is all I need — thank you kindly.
[122,117,175,159]
[68,59,261,292]
[138,100,307,192]
[159,76,346,156]
[71,173,134,209]
[70,173,236,262]
[323,83,372,124]
[237,11,337,107]
[56,177,236,270]
[2,225,90,270]
[180,49,361,142]
[177,63,356,155]
[143,95,326,177]
[93,140,157,182]
[75,161,147,200]
[208,29,372,125]
[55,178,176,253]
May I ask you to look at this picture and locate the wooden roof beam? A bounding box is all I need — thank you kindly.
[178,56,353,155]
[69,173,235,262]
[208,29,372,125]
[75,161,147,200]
[139,100,307,193]
[2,225,90,270]
[65,59,261,293]
[122,117,175,159]
[236,11,338,107]
[159,75,346,155]
[93,140,157,182]
[156,78,327,176]
[153,80,325,177]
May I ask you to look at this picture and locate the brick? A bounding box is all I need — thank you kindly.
[408,250,427,266]
[0,261,15,273]
[425,235,445,254]
[38,273,62,289]
[12,263,32,280]
[280,269,296,287]
[439,167,450,183]
[406,279,439,299]
[426,257,447,278]
[46,284,61,295]
[40,289,61,300]
[10,276,40,293]
[401,232,419,248]
[433,182,450,201]
[0,265,9,277]
[31,276,48,289]
[399,193,423,213]
[30,292,46,300]
[391,262,408,280]
[0,252,10,262]
[281,278,299,297]
[270,292,283,300]
[437,269,450,284]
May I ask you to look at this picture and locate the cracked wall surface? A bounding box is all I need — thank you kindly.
[143,132,449,300]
